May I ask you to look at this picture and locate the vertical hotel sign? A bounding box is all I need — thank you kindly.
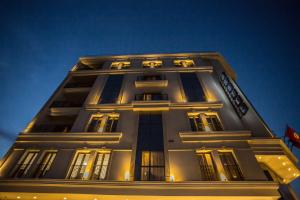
[219,72,248,118]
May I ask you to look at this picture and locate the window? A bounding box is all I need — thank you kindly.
[188,113,223,132]
[206,115,223,131]
[180,73,206,102]
[219,72,249,117]
[69,152,91,179]
[174,59,194,67]
[105,115,119,132]
[135,93,168,101]
[99,75,124,104]
[91,152,110,180]
[188,114,204,131]
[135,113,165,181]
[197,152,218,181]
[87,114,119,133]
[218,152,243,181]
[141,151,165,181]
[110,61,130,69]
[34,152,56,178]
[12,151,39,178]
[142,60,162,68]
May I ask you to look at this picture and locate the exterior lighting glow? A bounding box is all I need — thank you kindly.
[94,198,98,200]
[282,162,286,166]
[170,175,175,182]
[258,156,262,160]
[17,197,21,199]
[63,197,67,200]
[288,168,291,171]
[278,156,281,160]
[33,197,37,199]
[124,171,130,181]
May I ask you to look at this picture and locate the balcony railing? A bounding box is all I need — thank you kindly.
[137,75,166,81]
[134,94,168,101]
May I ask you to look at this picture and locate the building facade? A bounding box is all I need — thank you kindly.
[0,52,299,200]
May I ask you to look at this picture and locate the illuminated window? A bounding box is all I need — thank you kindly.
[12,151,39,178]
[69,152,91,179]
[197,152,218,181]
[135,93,168,101]
[91,152,110,180]
[188,113,223,132]
[174,59,194,67]
[110,61,130,69]
[141,151,165,181]
[34,152,56,178]
[87,114,119,132]
[218,152,243,181]
[142,60,162,68]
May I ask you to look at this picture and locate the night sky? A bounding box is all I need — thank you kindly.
[1,0,300,192]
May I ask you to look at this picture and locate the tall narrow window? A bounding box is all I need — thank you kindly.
[197,152,218,181]
[206,115,223,131]
[141,151,165,181]
[180,73,206,102]
[91,152,110,180]
[99,75,124,104]
[105,116,119,132]
[12,151,39,178]
[188,114,204,131]
[135,113,165,181]
[69,153,90,179]
[34,152,56,178]
[87,116,103,132]
[218,152,243,181]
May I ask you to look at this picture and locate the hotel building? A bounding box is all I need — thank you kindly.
[0,52,299,200]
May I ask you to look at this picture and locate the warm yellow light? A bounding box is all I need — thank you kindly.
[63,197,67,200]
[17,196,21,199]
[282,162,286,166]
[288,168,291,171]
[258,156,262,160]
[33,197,37,199]
[124,171,130,181]
[170,175,175,182]
[94,198,98,200]
[278,156,281,160]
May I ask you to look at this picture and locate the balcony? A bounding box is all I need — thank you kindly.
[179,130,252,143]
[17,132,122,145]
[135,75,168,88]
[0,180,280,200]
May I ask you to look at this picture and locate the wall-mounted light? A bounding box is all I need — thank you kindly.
[124,171,130,181]
[170,175,175,182]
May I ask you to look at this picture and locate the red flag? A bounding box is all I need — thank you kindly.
[285,126,300,149]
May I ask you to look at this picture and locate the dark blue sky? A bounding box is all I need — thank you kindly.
[0,0,299,191]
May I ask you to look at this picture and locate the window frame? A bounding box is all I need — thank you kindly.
[11,150,40,178]
[34,150,57,178]
[187,112,223,132]
[85,113,119,133]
